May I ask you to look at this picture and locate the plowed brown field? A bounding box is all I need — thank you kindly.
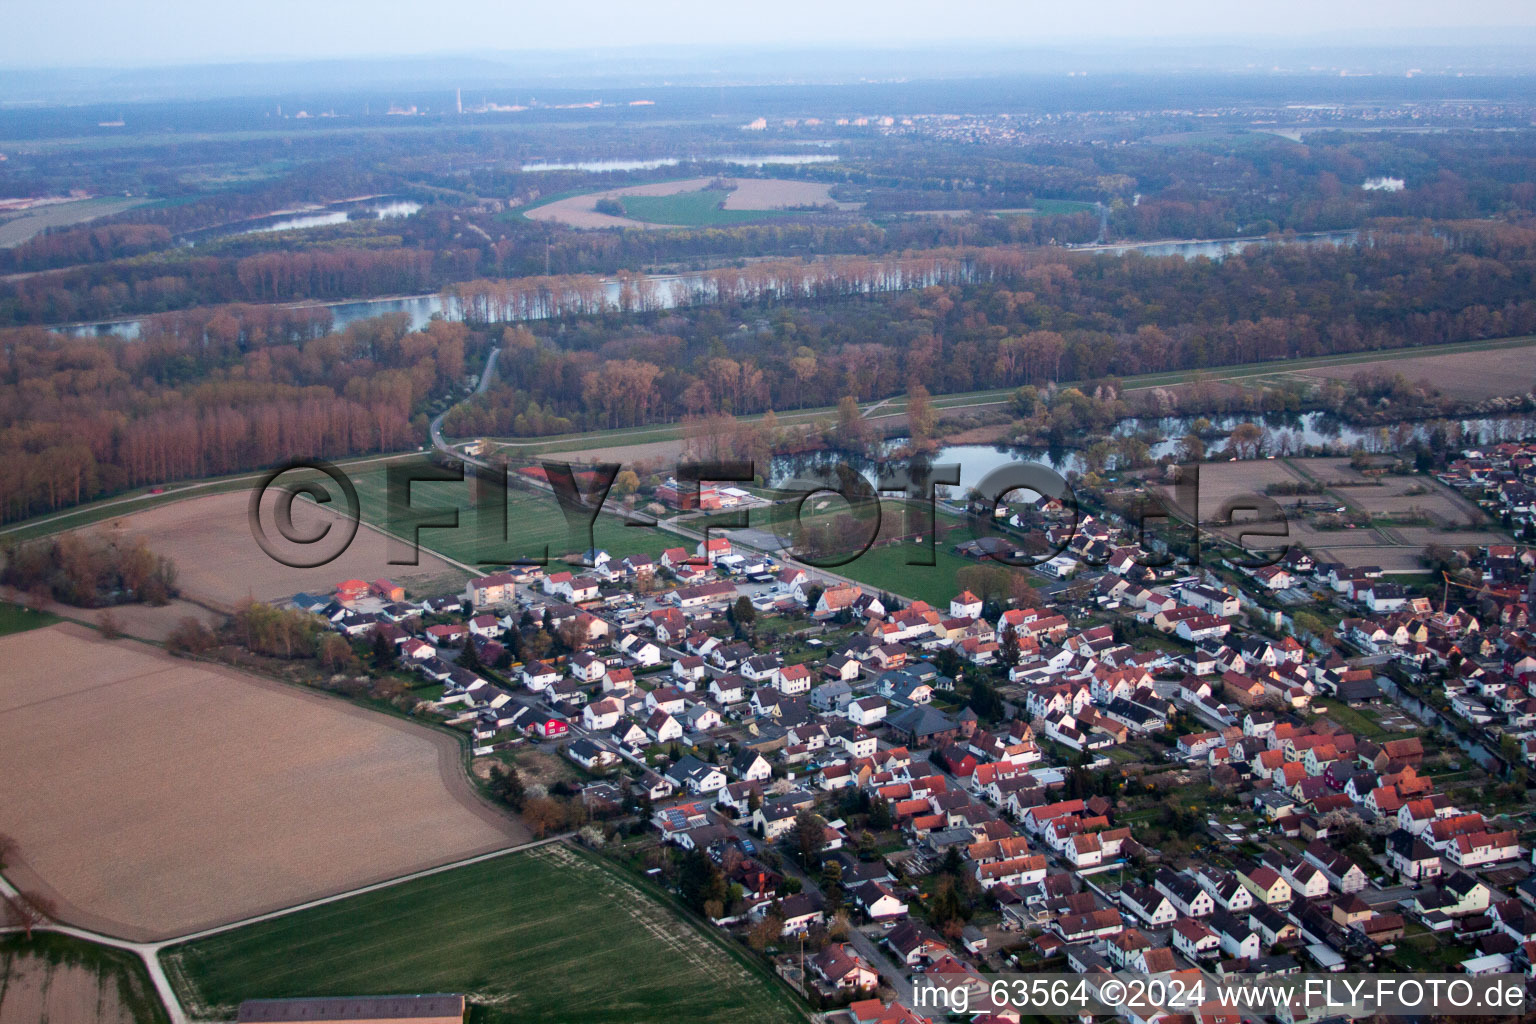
[0,624,524,941]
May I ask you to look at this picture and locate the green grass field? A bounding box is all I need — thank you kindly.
[341,459,680,566]
[829,542,979,606]
[1031,198,1097,215]
[616,189,794,227]
[161,844,805,1024]
[692,494,977,604]
[0,933,169,1024]
[0,602,61,636]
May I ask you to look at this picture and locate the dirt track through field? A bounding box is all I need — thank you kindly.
[0,624,526,942]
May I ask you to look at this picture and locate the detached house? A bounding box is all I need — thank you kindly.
[1304,841,1368,893]
[1386,828,1443,882]
[521,660,559,691]
[646,709,684,743]
[776,663,813,695]
[1237,862,1292,906]
[709,674,748,706]
[583,697,624,732]
[731,749,772,782]
[848,695,888,727]
[1172,917,1220,961]
[667,754,728,794]
[1120,885,1178,927]
[815,583,863,620]
[619,633,663,666]
[810,944,879,992]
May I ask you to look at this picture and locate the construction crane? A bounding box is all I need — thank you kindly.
[1440,570,1489,611]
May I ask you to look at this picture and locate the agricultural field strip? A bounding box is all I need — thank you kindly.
[163,843,802,1024]
[0,624,522,942]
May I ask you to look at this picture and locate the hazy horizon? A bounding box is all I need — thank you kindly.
[7,0,1536,69]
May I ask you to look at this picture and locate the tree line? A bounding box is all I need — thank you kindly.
[0,311,472,523]
[441,224,1536,435]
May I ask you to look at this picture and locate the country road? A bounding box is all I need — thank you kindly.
[429,344,501,453]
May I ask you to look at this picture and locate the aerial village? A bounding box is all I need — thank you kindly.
[291,443,1536,1024]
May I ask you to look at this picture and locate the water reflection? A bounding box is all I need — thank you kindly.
[55,230,1364,341]
[239,200,422,236]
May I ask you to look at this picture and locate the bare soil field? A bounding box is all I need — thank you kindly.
[1151,457,1507,570]
[0,588,220,644]
[524,176,855,230]
[0,624,525,941]
[524,178,710,229]
[1152,459,1307,520]
[0,954,135,1024]
[720,178,852,210]
[1294,346,1536,401]
[544,435,691,467]
[1301,543,1427,572]
[1394,526,1511,550]
[1303,457,1487,527]
[87,490,470,612]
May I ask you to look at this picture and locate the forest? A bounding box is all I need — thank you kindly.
[4,85,1536,526]
[5,217,1536,524]
[4,122,1536,325]
[445,221,1536,432]
[0,312,470,522]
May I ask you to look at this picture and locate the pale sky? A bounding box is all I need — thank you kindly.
[5,0,1535,67]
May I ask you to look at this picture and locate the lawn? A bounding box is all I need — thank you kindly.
[0,602,60,636]
[160,843,806,1024]
[616,189,792,227]
[1313,697,1398,742]
[343,458,680,566]
[830,543,978,607]
[1392,925,1473,972]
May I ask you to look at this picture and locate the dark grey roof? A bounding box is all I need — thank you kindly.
[886,704,959,738]
[238,994,465,1022]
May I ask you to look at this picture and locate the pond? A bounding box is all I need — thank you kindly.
[770,409,1536,488]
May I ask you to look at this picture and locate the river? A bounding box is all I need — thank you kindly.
[52,230,1364,341]
[1377,676,1502,773]
[1073,229,1358,261]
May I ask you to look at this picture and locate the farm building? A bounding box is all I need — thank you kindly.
[237,993,466,1023]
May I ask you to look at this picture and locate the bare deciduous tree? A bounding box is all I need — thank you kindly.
[5,891,57,940]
